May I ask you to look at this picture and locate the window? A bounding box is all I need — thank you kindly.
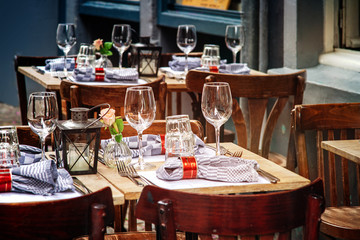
[157,0,242,36]
[79,0,140,22]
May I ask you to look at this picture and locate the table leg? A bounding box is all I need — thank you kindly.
[128,200,137,231]
[114,204,123,232]
[167,92,173,116]
[176,92,182,115]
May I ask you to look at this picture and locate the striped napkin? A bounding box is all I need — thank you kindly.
[45,58,75,72]
[156,155,259,183]
[168,56,201,71]
[73,67,138,82]
[219,63,250,74]
[0,145,73,195]
[101,134,205,158]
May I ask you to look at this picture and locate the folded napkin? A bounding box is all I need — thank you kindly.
[101,134,205,158]
[73,67,138,82]
[195,62,250,75]
[0,145,74,195]
[45,58,75,72]
[157,155,259,182]
[219,63,250,74]
[168,56,201,71]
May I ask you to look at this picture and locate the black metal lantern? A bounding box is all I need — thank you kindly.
[55,107,103,175]
[130,37,162,77]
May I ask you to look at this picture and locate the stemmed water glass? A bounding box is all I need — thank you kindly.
[124,86,156,170]
[225,25,245,63]
[56,23,76,75]
[176,25,197,73]
[27,92,58,160]
[201,82,233,156]
[112,24,132,69]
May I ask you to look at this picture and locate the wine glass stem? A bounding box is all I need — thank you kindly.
[215,126,221,156]
[232,52,237,64]
[64,53,68,75]
[184,54,189,73]
[40,136,46,160]
[119,52,123,69]
[137,130,144,169]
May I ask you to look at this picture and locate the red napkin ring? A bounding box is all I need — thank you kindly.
[95,68,105,82]
[180,156,197,179]
[160,134,166,155]
[0,169,12,192]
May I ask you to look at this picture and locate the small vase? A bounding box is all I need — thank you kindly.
[103,135,132,168]
[95,54,113,68]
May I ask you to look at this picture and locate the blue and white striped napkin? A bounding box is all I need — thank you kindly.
[45,58,75,72]
[73,67,139,82]
[156,155,259,183]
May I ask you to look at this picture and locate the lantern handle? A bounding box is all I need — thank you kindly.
[84,103,111,129]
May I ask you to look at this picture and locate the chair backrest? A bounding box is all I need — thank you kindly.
[0,187,115,240]
[60,75,167,120]
[101,120,204,141]
[14,55,59,125]
[135,178,324,240]
[292,102,360,207]
[16,125,41,148]
[185,69,306,161]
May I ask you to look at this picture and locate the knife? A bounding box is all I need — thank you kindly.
[31,66,45,74]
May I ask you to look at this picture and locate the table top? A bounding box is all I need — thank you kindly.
[321,139,360,165]
[96,142,310,201]
[18,66,264,92]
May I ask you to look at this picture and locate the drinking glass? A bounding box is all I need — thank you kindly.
[76,43,96,68]
[201,82,232,156]
[124,86,156,170]
[165,115,195,159]
[27,92,58,160]
[112,24,132,69]
[56,23,76,74]
[0,126,20,168]
[225,25,245,63]
[176,25,197,73]
[201,44,221,73]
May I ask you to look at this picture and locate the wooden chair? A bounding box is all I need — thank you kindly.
[59,75,167,120]
[292,102,360,240]
[16,125,41,148]
[135,178,324,240]
[0,187,115,240]
[186,69,306,166]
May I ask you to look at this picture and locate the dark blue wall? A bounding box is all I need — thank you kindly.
[1,0,60,106]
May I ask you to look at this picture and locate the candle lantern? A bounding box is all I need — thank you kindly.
[130,36,162,77]
[55,107,103,175]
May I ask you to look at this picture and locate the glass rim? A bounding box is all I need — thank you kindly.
[204,82,230,87]
[166,114,190,120]
[178,24,196,28]
[58,23,75,26]
[126,86,152,91]
[113,24,131,27]
[29,91,57,96]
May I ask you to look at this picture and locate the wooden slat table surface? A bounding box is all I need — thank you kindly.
[95,142,310,231]
[321,139,360,165]
[18,66,264,92]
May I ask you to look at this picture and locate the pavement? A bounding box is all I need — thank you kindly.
[0,103,21,126]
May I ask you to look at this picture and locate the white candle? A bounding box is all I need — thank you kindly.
[69,143,90,171]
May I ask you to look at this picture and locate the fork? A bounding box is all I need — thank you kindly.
[116,161,144,186]
[231,151,279,184]
[127,165,152,186]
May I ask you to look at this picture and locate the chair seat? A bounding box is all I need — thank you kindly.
[320,206,360,240]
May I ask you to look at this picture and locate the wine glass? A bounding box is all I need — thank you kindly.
[225,25,245,63]
[176,25,197,73]
[56,23,76,75]
[201,82,233,156]
[112,24,132,69]
[124,86,156,170]
[27,92,58,160]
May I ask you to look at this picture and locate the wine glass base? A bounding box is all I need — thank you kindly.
[132,162,155,171]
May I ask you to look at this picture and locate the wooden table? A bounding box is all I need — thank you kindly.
[18,66,263,116]
[95,142,310,231]
[321,139,360,164]
[74,173,125,232]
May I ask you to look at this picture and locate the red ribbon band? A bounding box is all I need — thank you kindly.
[180,156,197,179]
[0,169,12,192]
[95,68,105,82]
[160,134,166,155]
